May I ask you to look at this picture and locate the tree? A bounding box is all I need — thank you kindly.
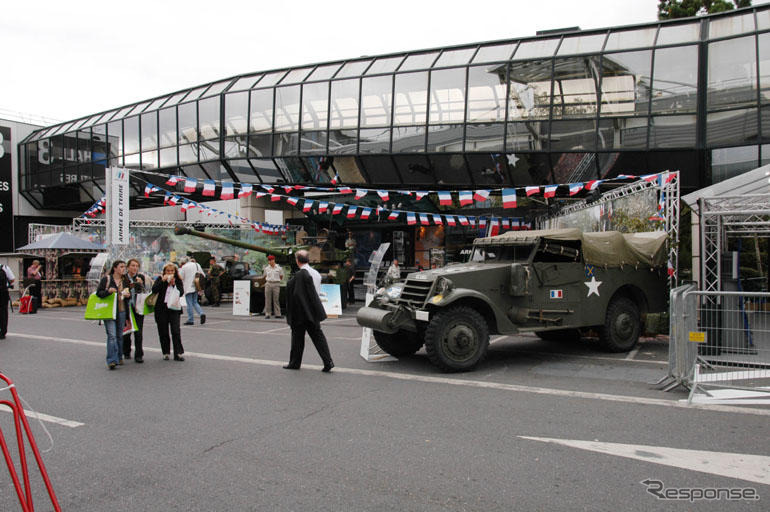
[658,0,752,20]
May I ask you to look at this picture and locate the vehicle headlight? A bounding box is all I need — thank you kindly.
[435,277,453,296]
[385,284,404,300]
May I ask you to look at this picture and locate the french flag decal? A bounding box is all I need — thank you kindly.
[419,213,430,226]
[550,289,563,299]
[569,183,583,196]
[415,191,429,201]
[270,194,281,202]
[585,180,601,191]
[355,189,367,200]
[544,185,558,198]
[445,215,456,226]
[184,178,198,193]
[166,175,180,186]
[360,207,372,220]
[438,191,452,206]
[459,191,473,206]
[318,201,329,213]
[458,216,469,226]
[332,204,343,215]
[347,206,358,219]
[432,214,443,225]
[285,196,299,206]
[474,190,490,202]
[407,212,417,225]
[303,200,314,212]
[388,210,400,220]
[377,190,389,201]
[525,186,539,197]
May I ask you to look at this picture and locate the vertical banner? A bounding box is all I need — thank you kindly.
[111,167,130,245]
[319,284,342,318]
[232,280,251,316]
[0,126,12,252]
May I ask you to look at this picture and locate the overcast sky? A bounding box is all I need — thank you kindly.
[0,0,764,125]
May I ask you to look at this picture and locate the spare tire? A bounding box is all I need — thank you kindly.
[373,329,424,357]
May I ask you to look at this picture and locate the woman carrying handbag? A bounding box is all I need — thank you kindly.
[96,260,131,370]
[152,263,186,361]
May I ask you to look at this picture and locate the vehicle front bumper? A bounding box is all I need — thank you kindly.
[356,303,420,333]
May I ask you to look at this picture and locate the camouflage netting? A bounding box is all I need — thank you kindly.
[480,228,667,268]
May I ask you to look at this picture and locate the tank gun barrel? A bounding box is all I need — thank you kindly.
[174,225,297,264]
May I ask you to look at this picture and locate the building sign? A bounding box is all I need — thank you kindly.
[110,167,130,245]
[0,126,12,252]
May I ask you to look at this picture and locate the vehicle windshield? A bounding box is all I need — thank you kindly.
[469,244,534,262]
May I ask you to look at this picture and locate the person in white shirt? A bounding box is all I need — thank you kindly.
[0,263,16,339]
[179,258,206,325]
[385,259,401,284]
[261,255,284,319]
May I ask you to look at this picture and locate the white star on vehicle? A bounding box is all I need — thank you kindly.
[507,153,519,166]
[584,276,602,297]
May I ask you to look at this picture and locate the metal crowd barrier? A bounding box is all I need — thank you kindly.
[665,288,770,404]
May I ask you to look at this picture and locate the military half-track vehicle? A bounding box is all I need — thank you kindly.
[357,228,669,372]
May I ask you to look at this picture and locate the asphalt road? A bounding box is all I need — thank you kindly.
[0,305,767,511]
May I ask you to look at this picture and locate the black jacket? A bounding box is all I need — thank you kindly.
[151,277,184,314]
[286,268,327,326]
[96,275,131,312]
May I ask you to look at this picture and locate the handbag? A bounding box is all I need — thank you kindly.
[84,292,117,320]
[166,286,182,310]
[194,273,205,292]
[144,292,158,308]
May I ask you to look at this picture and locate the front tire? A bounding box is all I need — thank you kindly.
[373,329,424,357]
[424,306,489,372]
[599,297,641,352]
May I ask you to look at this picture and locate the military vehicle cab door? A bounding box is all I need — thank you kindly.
[530,239,585,305]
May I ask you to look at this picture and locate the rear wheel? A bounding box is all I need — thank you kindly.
[424,306,489,372]
[534,329,582,343]
[373,329,424,357]
[599,297,641,352]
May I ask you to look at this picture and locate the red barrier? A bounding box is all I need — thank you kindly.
[0,373,61,512]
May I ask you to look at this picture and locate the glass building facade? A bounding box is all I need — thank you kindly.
[18,5,770,210]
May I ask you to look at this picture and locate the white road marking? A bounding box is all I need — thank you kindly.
[0,405,84,428]
[11,333,770,417]
[519,436,770,486]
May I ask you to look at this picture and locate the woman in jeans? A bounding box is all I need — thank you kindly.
[96,260,131,370]
[152,263,186,361]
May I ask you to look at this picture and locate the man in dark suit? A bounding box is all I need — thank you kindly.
[284,250,334,372]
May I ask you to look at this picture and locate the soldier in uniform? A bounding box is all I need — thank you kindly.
[207,256,225,307]
[262,255,284,319]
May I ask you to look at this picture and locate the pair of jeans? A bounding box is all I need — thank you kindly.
[104,310,127,365]
[185,292,203,323]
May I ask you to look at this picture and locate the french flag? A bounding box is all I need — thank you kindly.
[667,260,675,277]
[445,215,456,226]
[330,174,339,185]
[525,186,539,197]
[338,186,353,194]
[377,190,389,201]
[285,196,299,206]
[641,174,658,183]
[166,175,181,186]
[474,189,490,202]
[143,184,158,197]
[332,204,344,215]
[467,217,476,227]
[202,180,216,196]
[184,178,198,193]
[180,200,191,212]
[458,216,469,226]
[220,182,235,200]
[255,191,266,199]
[347,206,358,218]
[318,201,329,213]
[355,189,367,200]
[479,217,487,229]
[412,191,426,201]
[282,186,294,194]
[388,210,400,220]
[262,185,275,193]
[168,195,180,206]
[569,183,583,196]
[238,183,253,198]
[437,191,452,206]
[501,218,510,229]
[407,212,417,225]
[270,194,281,202]
[252,223,261,233]
[432,214,443,225]
[419,213,430,226]
[459,191,473,206]
[502,188,517,209]
[163,192,171,205]
[544,185,558,198]
[663,171,676,184]
[489,218,500,236]
[303,200,314,212]
[585,180,601,191]
[360,207,372,220]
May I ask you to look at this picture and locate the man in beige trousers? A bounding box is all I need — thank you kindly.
[262,255,284,319]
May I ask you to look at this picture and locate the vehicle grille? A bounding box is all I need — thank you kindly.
[397,279,433,307]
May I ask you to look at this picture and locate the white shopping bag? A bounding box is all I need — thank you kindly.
[166,286,182,310]
[135,292,150,316]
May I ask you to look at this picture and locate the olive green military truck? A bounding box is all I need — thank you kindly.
[357,228,669,372]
